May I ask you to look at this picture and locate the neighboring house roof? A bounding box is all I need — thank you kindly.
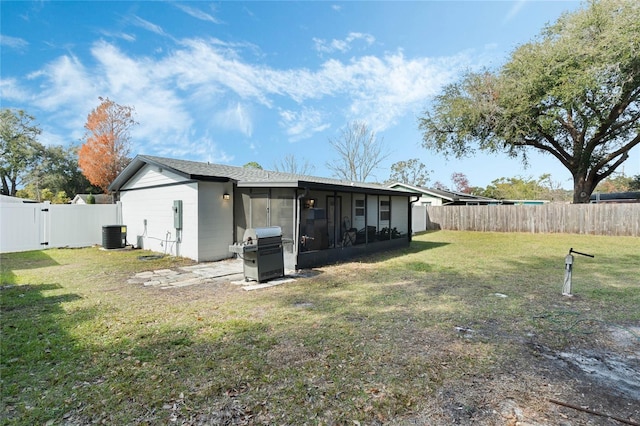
[388,182,497,205]
[71,194,114,204]
[590,191,640,203]
[110,155,419,197]
[0,194,37,204]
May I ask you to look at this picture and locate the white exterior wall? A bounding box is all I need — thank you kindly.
[118,165,235,262]
[390,196,409,234]
[417,195,443,206]
[120,165,200,259]
[412,205,428,233]
[367,196,379,229]
[124,164,186,188]
[120,182,198,259]
[197,181,235,262]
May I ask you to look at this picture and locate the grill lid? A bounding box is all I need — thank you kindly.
[243,226,282,244]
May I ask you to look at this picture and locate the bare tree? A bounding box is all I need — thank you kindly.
[273,154,315,175]
[451,172,471,193]
[326,121,389,182]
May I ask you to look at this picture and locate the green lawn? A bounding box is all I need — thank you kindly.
[1,231,639,425]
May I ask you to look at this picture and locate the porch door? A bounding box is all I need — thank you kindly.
[327,196,341,248]
[352,196,365,231]
[250,193,268,228]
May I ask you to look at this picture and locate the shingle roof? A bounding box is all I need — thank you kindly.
[110,155,417,197]
[388,182,496,203]
[72,194,114,204]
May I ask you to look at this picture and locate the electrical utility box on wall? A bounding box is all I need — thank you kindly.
[173,200,183,229]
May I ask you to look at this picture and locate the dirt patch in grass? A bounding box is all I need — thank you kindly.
[394,311,640,425]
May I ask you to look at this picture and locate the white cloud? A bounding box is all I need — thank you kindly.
[279,107,331,142]
[155,131,233,164]
[313,32,375,54]
[98,30,136,42]
[213,103,253,136]
[174,3,222,24]
[39,128,70,147]
[129,15,166,36]
[30,54,95,112]
[503,0,527,24]
[340,52,465,130]
[92,41,151,94]
[0,34,29,50]
[0,78,30,102]
[6,35,470,161]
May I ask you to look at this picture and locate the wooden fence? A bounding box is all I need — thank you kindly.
[421,204,640,237]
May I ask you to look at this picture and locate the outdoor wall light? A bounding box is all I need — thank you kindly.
[223,193,230,200]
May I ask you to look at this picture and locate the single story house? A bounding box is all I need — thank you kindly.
[108,155,420,270]
[0,194,36,204]
[388,182,551,206]
[71,194,114,204]
[387,182,497,206]
[590,191,640,203]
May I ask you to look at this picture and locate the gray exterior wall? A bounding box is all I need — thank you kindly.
[198,181,235,262]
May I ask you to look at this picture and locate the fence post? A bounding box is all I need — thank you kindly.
[116,201,123,224]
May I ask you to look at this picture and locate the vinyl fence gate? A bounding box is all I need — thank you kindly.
[0,201,122,253]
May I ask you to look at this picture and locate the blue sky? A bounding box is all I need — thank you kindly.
[2,1,638,190]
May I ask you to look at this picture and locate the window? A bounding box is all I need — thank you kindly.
[380,200,390,221]
[355,199,365,217]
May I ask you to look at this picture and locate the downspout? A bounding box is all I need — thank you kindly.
[409,195,420,240]
[333,190,338,247]
[294,187,309,269]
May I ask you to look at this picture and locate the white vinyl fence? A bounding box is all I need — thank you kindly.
[0,201,122,253]
[412,205,428,234]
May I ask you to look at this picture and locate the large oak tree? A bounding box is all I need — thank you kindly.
[79,97,137,193]
[419,0,640,203]
[26,145,99,201]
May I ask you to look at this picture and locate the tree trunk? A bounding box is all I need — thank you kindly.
[1,175,9,196]
[573,175,594,204]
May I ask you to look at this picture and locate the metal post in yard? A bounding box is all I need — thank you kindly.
[562,252,574,296]
[562,248,594,297]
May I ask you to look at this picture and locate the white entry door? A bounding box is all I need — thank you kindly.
[352,197,365,231]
